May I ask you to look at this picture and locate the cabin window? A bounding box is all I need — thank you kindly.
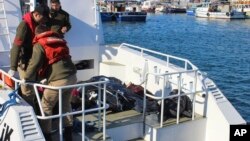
[74,59,94,70]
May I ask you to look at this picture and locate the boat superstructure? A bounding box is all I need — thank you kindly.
[232,0,250,18]
[0,0,246,141]
[195,1,246,19]
[100,0,147,22]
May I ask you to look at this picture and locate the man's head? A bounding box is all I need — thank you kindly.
[33,5,50,23]
[50,0,61,11]
[35,24,50,35]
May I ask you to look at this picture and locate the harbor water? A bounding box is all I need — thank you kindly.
[102,14,250,122]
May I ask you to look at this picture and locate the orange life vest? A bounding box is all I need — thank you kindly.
[33,31,71,76]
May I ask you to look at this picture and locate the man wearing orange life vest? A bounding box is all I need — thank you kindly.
[23,24,77,141]
[9,5,49,106]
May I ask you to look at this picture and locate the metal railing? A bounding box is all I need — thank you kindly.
[118,43,198,71]
[0,69,109,141]
[143,69,205,128]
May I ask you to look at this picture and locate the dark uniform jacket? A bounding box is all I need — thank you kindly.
[49,8,71,34]
[25,32,76,82]
[10,12,37,71]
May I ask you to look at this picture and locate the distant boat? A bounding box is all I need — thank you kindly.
[166,6,186,13]
[186,7,196,16]
[100,0,147,22]
[141,0,157,13]
[186,3,202,16]
[195,1,246,19]
[232,0,250,18]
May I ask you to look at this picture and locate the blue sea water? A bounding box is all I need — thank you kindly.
[102,14,250,122]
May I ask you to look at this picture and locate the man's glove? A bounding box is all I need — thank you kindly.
[20,79,26,85]
[8,69,16,77]
[40,79,47,84]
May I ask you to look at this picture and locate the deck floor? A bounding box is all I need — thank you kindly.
[50,110,202,141]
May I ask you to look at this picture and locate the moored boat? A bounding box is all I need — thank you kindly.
[232,0,250,18]
[195,1,246,19]
[100,0,147,22]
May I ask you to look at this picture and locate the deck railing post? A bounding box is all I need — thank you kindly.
[82,87,85,141]
[59,88,63,141]
[177,74,182,124]
[143,73,148,135]
[103,83,107,140]
[98,83,101,131]
[160,75,166,127]
[192,71,198,120]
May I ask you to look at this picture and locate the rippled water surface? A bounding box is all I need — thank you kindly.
[102,14,250,122]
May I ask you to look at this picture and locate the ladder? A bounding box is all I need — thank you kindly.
[0,0,11,49]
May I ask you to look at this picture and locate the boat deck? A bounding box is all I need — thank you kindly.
[50,110,203,141]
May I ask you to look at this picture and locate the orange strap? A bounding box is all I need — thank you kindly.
[0,72,15,89]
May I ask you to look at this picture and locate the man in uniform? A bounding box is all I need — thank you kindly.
[49,0,71,35]
[9,5,49,106]
[24,24,77,141]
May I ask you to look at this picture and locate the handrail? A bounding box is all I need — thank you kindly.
[143,69,204,128]
[0,69,109,141]
[118,43,198,70]
[33,80,109,141]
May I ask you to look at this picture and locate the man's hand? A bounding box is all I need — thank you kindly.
[20,79,26,85]
[61,26,67,33]
[40,79,47,84]
[8,69,16,77]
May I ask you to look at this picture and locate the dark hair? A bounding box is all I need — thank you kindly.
[34,5,50,17]
[35,24,50,35]
[51,0,60,3]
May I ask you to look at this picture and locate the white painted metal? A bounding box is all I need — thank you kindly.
[0,89,45,141]
[107,123,143,141]
[145,118,207,141]
[0,0,11,50]
[101,44,246,141]
[60,0,104,81]
[0,0,21,51]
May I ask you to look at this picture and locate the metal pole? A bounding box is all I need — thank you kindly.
[192,71,197,120]
[176,74,182,124]
[82,87,85,141]
[160,75,166,127]
[59,88,63,141]
[98,83,101,131]
[103,83,107,140]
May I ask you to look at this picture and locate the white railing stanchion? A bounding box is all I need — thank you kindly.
[98,83,101,131]
[82,86,85,141]
[160,75,165,127]
[192,71,198,120]
[176,74,181,124]
[142,73,148,135]
[59,88,63,141]
[103,83,107,140]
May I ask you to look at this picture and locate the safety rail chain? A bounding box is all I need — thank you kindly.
[143,69,206,128]
[0,69,109,141]
[118,43,199,71]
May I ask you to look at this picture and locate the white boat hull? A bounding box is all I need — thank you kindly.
[196,11,246,19]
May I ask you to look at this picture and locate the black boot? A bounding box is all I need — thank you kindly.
[64,126,73,141]
[44,133,52,141]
